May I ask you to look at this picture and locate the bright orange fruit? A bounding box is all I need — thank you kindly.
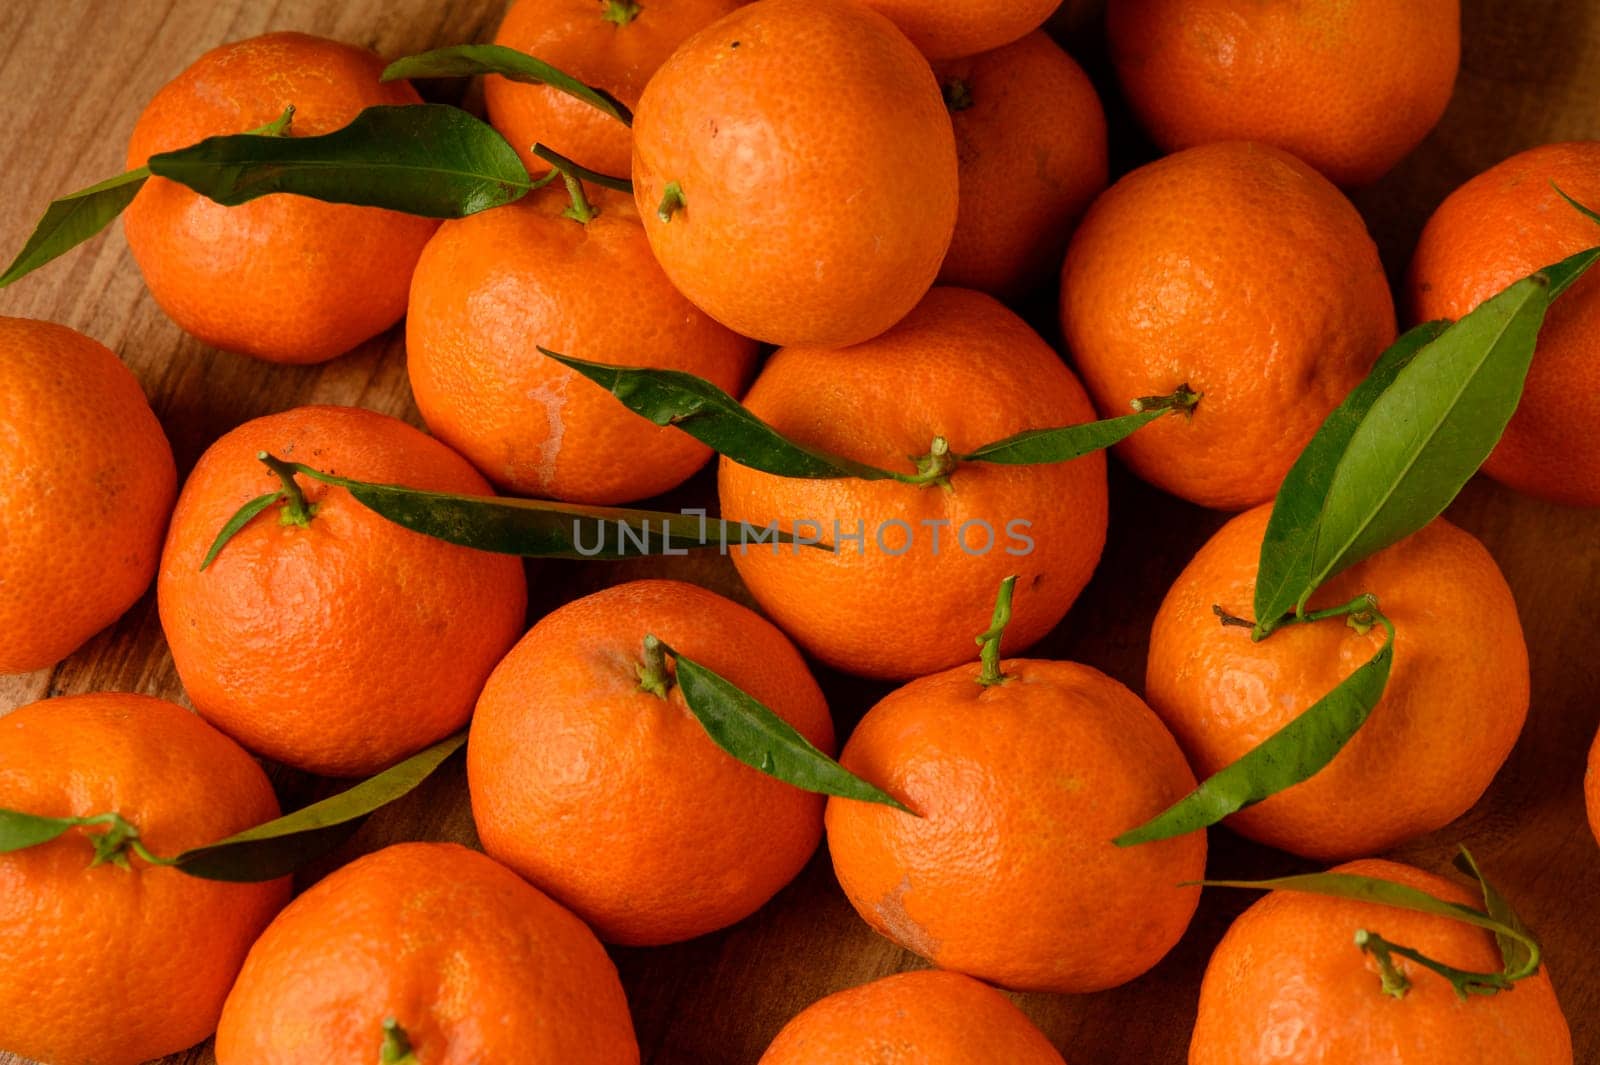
[860,0,1062,60]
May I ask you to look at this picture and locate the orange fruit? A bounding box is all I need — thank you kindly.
[0,317,176,675]
[124,32,440,364]
[859,0,1061,61]
[468,579,833,945]
[1059,141,1396,510]
[1408,142,1600,506]
[719,288,1108,680]
[759,970,1066,1064]
[1147,506,1528,860]
[485,0,743,178]
[407,182,759,504]
[0,693,288,1065]
[1588,726,1600,851]
[157,405,527,777]
[827,653,1204,993]
[631,0,959,346]
[215,842,638,1064]
[1191,858,1572,1064]
[933,31,1108,301]
[1107,0,1460,187]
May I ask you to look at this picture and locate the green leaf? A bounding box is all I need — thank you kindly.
[1539,242,1600,302]
[0,809,83,851]
[1199,851,1542,997]
[382,45,633,128]
[1115,603,1394,846]
[1251,322,1447,637]
[147,104,533,218]
[200,491,282,570]
[1297,278,1551,616]
[661,639,911,812]
[1454,846,1539,979]
[171,731,467,882]
[201,454,816,565]
[0,168,148,288]
[0,104,295,289]
[955,409,1159,464]
[541,349,909,481]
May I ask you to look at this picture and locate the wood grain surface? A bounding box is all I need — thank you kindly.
[2,2,1597,1062]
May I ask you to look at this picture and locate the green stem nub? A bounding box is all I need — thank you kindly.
[943,78,974,113]
[380,1018,419,1065]
[257,451,316,526]
[658,181,686,223]
[558,168,596,224]
[77,811,176,870]
[902,436,958,488]
[1242,592,1391,644]
[602,0,642,25]
[975,576,1019,687]
[638,634,673,699]
[1355,929,1512,1000]
[1130,383,1201,417]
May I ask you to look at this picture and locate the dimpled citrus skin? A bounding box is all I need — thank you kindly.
[0,318,176,674]
[860,0,1060,61]
[1147,506,1528,860]
[1408,142,1600,506]
[157,406,527,777]
[719,288,1107,681]
[827,659,1205,993]
[469,580,833,946]
[1108,0,1460,187]
[1060,141,1395,510]
[0,694,289,1065]
[759,970,1067,1064]
[1191,859,1572,1065]
[123,32,439,364]
[486,0,743,178]
[631,0,959,347]
[934,32,1108,301]
[407,183,759,504]
[215,842,639,1065]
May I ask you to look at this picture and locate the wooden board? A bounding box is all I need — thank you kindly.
[2,1,1597,1062]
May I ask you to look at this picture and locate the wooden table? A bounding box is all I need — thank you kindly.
[2,2,1597,1062]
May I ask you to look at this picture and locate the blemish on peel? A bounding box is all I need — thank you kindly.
[875,876,942,959]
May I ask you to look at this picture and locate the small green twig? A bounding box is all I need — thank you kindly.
[380,1018,420,1065]
[1130,383,1201,417]
[257,451,316,526]
[975,576,1018,687]
[658,181,686,222]
[1216,593,1388,642]
[602,0,642,25]
[896,436,957,489]
[638,634,673,698]
[1355,929,1512,1000]
[75,812,178,870]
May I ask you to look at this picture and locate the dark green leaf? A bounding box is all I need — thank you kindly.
[202,456,818,564]
[172,731,466,882]
[1454,846,1539,979]
[200,491,282,570]
[148,104,533,218]
[663,641,910,812]
[1299,278,1549,615]
[1252,322,1447,637]
[1115,611,1394,846]
[0,809,82,851]
[383,45,633,127]
[1539,241,1600,302]
[0,168,148,288]
[541,349,907,481]
[956,409,1160,465]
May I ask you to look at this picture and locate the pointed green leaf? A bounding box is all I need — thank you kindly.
[1252,321,1447,636]
[0,809,83,851]
[200,491,283,570]
[0,168,148,288]
[542,349,908,480]
[1454,846,1539,979]
[383,44,632,127]
[1116,611,1394,846]
[172,731,467,882]
[1298,278,1550,616]
[662,640,910,812]
[147,104,533,218]
[956,409,1160,465]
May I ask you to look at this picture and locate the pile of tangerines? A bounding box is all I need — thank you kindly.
[1,1,1596,1063]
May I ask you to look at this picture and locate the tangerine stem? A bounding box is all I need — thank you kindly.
[380,1018,420,1065]
[257,452,315,526]
[602,0,642,25]
[1130,383,1201,416]
[897,436,957,489]
[638,634,672,699]
[1224,593,1388,643]
[658,181,686,222]
[975,576,1018,687]
[75,812,179,870]
[1355,929,1513,1000]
